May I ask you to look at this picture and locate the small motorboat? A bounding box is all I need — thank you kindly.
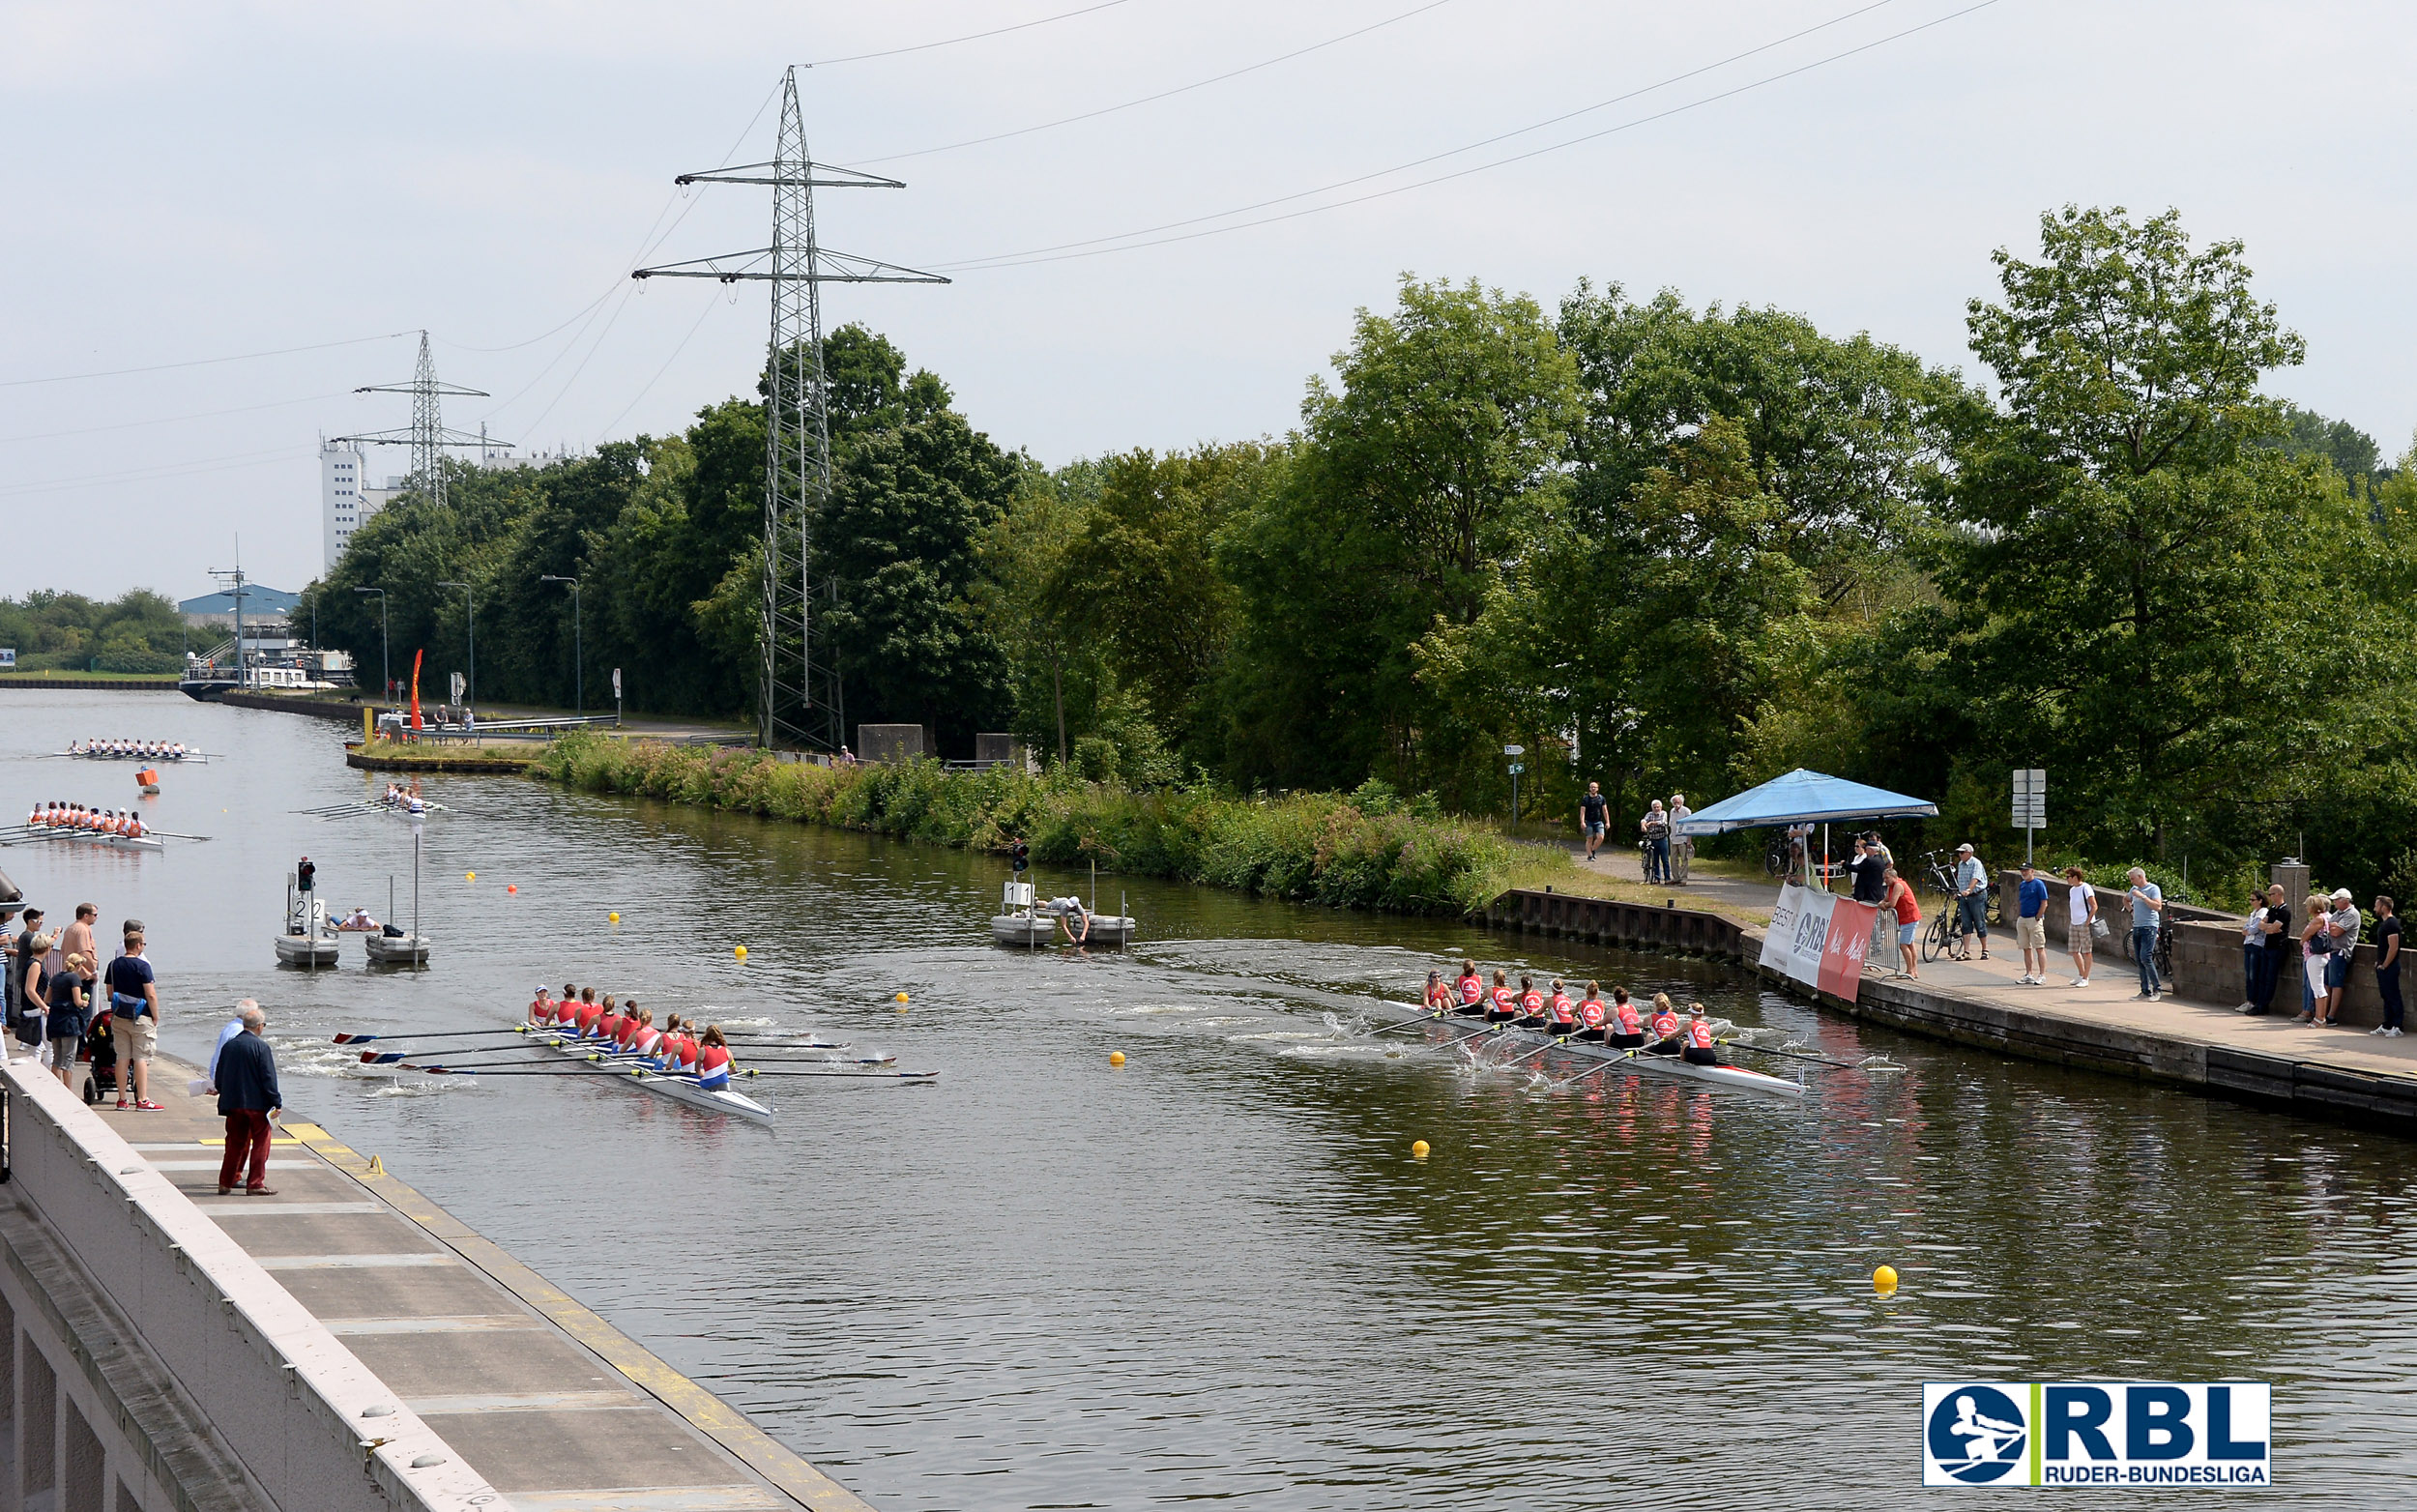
[990,881,1136,948]
[364,932,431,967]
[276,883,340,970]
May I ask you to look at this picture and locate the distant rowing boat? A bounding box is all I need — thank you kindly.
[58,746,209,763]
[1375,1004,1806,1099]
[520,1026,778,1122]
[28,828,165,854]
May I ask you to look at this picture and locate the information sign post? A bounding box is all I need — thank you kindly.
[2012,768,2047,865]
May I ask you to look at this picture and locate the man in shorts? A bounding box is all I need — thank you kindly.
[2014,860,2051,983]
[102,921,161,1110]
[1578,783,1609,862]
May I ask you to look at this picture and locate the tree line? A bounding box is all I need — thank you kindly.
[0,591,187,673]
[297,204,2417,899]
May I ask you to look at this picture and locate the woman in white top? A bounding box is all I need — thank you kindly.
[2063,867,2096,987]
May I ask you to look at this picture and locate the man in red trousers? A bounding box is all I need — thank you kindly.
[214,1004,282,1195]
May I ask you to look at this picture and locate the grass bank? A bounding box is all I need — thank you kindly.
[533,734,1587,916]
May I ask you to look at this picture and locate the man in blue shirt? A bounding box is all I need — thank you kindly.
[2015,861,2052,984]
[2126,868,2165,999]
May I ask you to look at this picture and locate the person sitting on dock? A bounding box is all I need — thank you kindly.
[1455,961,1484,1016]
[1679,1003,1724,1066]
[1645,993,1683,1055]
[337,908,381,932]
[1547,979,1578,1037]
[1517,975,1546,1028]
[1609,988,1645,1048]
[1487,971,1517,1022]
[693,1027,736,1090]
[1576,984,1608,1041]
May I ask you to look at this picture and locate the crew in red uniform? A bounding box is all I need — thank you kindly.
[1609,990,1645,1048]
[658,1018,699,1072]
[1456,962,1486,1017]
[528,985,554,1024]
[1424,971,1453,1014]
[1645,993,1683,1056]
[1516,977,1546,1028]
[573,989,604,1036]
[1547,979,1578,1037]
[614,1002,648,1052]
[1577,983,1609,1042]
[1680,1003,1724,1065]
[1487,971,1518,1023]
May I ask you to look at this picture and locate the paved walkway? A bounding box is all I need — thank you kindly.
[1564,838,1780,916]
[41,1049,869,1511]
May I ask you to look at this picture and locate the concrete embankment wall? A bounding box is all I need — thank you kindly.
[0,1065,500,1511]
[1486,884,2417,1134]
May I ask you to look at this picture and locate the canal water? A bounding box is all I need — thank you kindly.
[0,690,2403,1509]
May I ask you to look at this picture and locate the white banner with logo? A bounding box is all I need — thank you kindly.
[1760,884,1878,1003]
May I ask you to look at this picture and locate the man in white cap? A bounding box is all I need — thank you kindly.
[1952,843,1991,961]
[2321,887,2362,1025]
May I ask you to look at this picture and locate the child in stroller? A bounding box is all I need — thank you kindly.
[78,1007,121,1105]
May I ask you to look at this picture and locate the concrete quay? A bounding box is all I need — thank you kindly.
[1,1053,872,1512]
[1487,884,2417,1135]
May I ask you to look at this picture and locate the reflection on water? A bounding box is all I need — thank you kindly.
[1,691,2408,1509]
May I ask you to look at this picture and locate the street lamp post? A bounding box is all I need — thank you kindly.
[353,586,389,702]
[539,574,581,717]
[436,580,475,714]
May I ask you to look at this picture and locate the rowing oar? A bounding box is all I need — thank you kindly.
[731,1066,938,1080]
[1548,1046,1660,1090]
[1718,1037,1902,1073]
[138,829,212,841]
[360,1043,572,1063]
[335,1028,529,1045]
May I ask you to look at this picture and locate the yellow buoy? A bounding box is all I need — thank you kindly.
[1874,1265,1899,1294]
[734,945,748,960]
[608,912,621,924]
[464,871,476,883]
[1109,1051,1125,1066]
[1412,1139,1430,1159]
[894,991,910,1003]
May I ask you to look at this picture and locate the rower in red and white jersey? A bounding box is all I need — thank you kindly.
[1455,961,1485,1016]
[528,985,555,1024]
[1610,993,1646,1048]
[628,1009,661,1059]
[1547,979,1578,1036]
[1680,1003,1725,1066]
[659,1018,699,1073]
[1517,977,1546,1028]
[613,1001,648,1053]
[1645,992,1684,1056]
[693,1026,737,1090]
[1487,971,1518,1022]
[572,989,603,1035]
[1424,971,1453,1014]
[1577,983,1608,1041]
[596,997,629,1045]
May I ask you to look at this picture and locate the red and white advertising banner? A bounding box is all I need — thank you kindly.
[1759,884,1879,1003]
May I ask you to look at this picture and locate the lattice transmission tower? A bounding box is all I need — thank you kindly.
[334,331,506,509]
[634,66,947,753]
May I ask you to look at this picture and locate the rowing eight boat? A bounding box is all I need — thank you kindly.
[1374,1003,1806,1099]
[30,828,165,853]
[518,1025,777,1122]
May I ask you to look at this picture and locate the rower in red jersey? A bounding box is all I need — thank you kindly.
[1487,971,1518,1023]
[658,1017,698,1073]
[1645,992,1684,1056]
[573,989,604,1036]
[1609,988,1646,1049]
[1576,982,1608,1041]
[1424,970,1453,1014]
[1455,961,1485,1017]
[614,1001,648,1053]
[1680,1003,1725,1065]
[693,1026,737,1090]
[1517,976,1547,1028]
[1547,979,1578,1037]
[528,985,555,1024]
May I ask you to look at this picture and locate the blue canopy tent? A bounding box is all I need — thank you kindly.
[1674,768,1937,890]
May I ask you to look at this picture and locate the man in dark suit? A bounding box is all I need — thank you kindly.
[215,1004,282,1195]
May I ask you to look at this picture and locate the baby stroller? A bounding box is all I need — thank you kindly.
[78,1007,121,1106]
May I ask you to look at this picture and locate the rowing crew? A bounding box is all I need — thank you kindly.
[73,740,189,759]
[1424,961,1728,1066]
[526,985,738,1089]
[379,782,426,815]
[25,802,147,838]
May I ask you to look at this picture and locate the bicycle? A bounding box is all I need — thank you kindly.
[1918,849,1979,965]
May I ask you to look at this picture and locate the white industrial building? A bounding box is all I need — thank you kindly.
[320,438,575,568]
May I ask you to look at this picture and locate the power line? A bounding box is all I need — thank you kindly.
[0,391,353,447]
[594,293,723,443]
[806,0,1141,67]
[0,446,305,500]
[933,0,1929,271]
[0,331,414,390]
[848,0,1458,165]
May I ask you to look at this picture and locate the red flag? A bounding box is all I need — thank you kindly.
[409,648,423,731]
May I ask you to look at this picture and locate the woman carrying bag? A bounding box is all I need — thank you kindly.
[2063,868,2100,988]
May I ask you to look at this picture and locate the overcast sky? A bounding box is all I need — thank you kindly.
[4,0,2410,599]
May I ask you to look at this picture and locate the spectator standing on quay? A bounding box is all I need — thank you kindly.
[214,1005,281,1195]
[2063,866,2097,987]
[2125,868,2165,999]
[59,904,97,985]
[2016,861,2052,984]
[2296,891,2332,1023]
[2238,891,2267,1012]
[2321,887,2362,1026]
[1578,783,1609,862]
[103,922,161,1110]
[206,1002,250,1090]
[1847,836,1891,973]
[10,907,44,1049]
[1668,794,1694,884]
[1640,800,1671,885]
[2241,885,2290,1016]
[44,952,91,1091]
[1952,844,1991,962]
[1884,864,1922,978]
[2373,897,2403,1038]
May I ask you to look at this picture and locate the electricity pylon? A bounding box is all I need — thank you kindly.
[334,332,505,509]
[634,66,947,753]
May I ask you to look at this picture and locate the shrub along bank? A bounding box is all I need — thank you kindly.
[533,734,1562,916]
